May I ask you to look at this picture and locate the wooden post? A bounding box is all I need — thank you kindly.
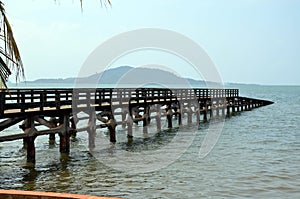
[195,103,200,125]
[21,117,37,164]
[70,116,77,139]
[221,101,225,117]
[127,115,133,140]
[244,102,248,111]
[166,105,172,128]
[203,100,208,121]
[21,93,25,113]
[187,104,192,125]
[24,135,36,164]
[241,100,244,111]
[232,100,236,113]
[156,104,161,131]
[210,104,213,119]
[143,116,148,134]
[122,109,127,128]
[227,102,230,116]
[55,91,60,110]
[175,103,182,126]
[246,100,250,110]
[49,117,58,144]
[173,106,178,120]
[97,110,116,142]
[132,107,141,125]
[108,118,117,143]
[143,106,149,134]
[216,103,220,117]
[87,113,96,148]
[59,115,70,153]
[146,105,151,124]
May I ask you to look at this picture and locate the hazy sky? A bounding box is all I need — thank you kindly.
[5,0,300,85]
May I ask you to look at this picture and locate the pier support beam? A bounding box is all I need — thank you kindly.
[202,100,208,121]
[87,113,96,148]
[132,107,142,125]
[156,104,162,131]
[97,110,117,143]
[143,116,148,134]
[227,103,230,116]
[70,116,77,139]
[203,107,208,121]
[187,106,192,125]
[0,116,26,132]
[176,104,182,126]
[215,100,219,117]
[232,103,236,113]
[49,117,58,144]
[196,111,200,124]
[143,105,150,134]
[108,118,117,143]
[59,115,70,153]
[127,115,133,140]
[122,109,127,129]
[166,105,173,128]
[24,135,36,164]
[210,104,213,119]
[245,101,250,111]
[196,103,200,124]
[221,102,225,117]
[20,117,37,164]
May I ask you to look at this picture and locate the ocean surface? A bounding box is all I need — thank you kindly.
[0,85,299,198]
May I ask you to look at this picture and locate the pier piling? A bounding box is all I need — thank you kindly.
[59,115,71,153]
[166,105,173,128]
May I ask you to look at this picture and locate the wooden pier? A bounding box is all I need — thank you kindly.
[0,88,273,164]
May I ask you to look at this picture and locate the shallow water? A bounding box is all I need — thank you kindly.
[0,85,299,198]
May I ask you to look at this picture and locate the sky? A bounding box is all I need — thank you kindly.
[4,0,300,85]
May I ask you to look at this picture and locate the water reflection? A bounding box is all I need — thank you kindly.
[21,166,40,190]
[60,153,71,171]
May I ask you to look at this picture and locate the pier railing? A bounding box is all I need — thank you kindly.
[0,88,239,118]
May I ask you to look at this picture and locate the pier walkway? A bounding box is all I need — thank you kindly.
[0,88,273,163]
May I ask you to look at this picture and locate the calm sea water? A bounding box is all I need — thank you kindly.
[0,85,299,198]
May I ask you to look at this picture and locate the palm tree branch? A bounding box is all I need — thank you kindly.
[0,1,24,88]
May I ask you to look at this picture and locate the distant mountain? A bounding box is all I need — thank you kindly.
[22,66,208,87]
[7,66,265,88]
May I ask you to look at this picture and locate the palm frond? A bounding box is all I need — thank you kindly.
[80,0,111,11]
[0,1,24,89]
[0,56,11,89]
[54,0,112,11]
